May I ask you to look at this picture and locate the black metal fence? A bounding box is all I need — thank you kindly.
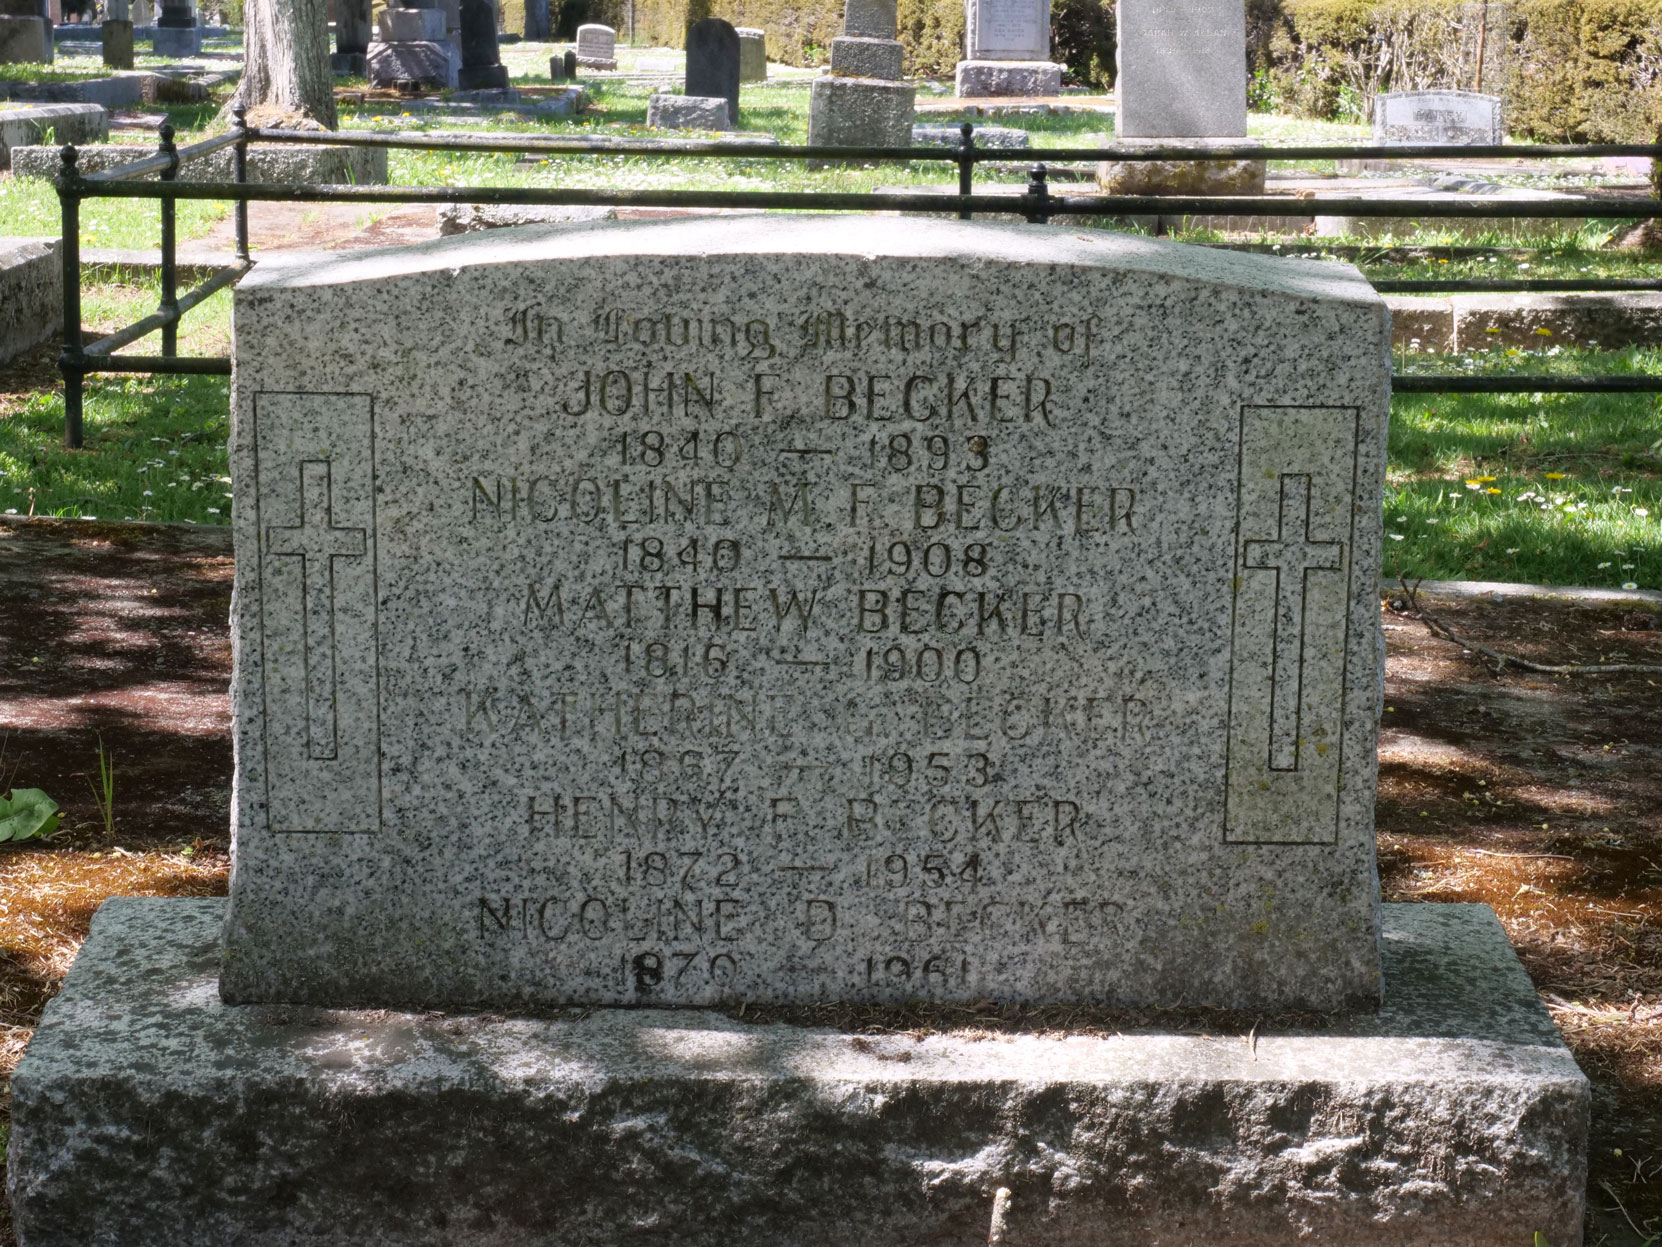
[53,112,1662,447]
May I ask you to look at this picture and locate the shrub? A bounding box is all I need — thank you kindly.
[1051,0,1114,89]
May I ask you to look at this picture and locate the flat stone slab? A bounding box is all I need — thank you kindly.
[8,899,1587,1246]
[10,140,388,184]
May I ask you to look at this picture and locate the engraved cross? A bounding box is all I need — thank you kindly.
[267,459,366,762]
[1242,474,1343,772]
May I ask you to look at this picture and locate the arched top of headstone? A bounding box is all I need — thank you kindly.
[686,15,741,123]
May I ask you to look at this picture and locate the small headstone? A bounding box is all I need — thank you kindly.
[1373,90,1504,145]
[367,38,456,88]
[646,91,731,131]
[736,25,764,82]
[953,0,1060,97]
[332,0,370,73]
[456,0,508,90]
[563,47,576,77]
[574,21,614,69]
[685,16,739,126]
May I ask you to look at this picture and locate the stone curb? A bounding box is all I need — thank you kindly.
[1387,291,1662,352]
[1381,576,1662,607]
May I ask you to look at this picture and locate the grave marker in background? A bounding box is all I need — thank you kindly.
[1374,90,1503,145]
[954,0,1062,97]
[685,16,739,125]
[574,21,614,69]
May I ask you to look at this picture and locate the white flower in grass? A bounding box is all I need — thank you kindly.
[1638,509,1651,518]
[142,490,152,496]
[1623,583,1639,590]
[1390,533,1405,541]
[1599,562,1612,569]
[1506,548,1520,554]
[1426,518,1438,524]
[1623,563,1636,570]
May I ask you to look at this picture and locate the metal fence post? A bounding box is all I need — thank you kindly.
[1023,163,1051,225]
[956,122,976,222]
[56,144,85,450]
[158,122,180,358]
[233,103,250,263]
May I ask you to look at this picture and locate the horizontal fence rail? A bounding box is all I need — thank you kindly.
[53,119,1662,448]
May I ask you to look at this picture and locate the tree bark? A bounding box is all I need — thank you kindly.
[238,0,336,129]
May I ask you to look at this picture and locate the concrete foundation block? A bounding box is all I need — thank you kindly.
[7,899,1588,1247]
[807,74,914,153]
[10,140,389,184]
[646,92,731,131]
[0,100,106,169]
[830,35,901,80]
[1385,295,1455,351]
[1098,141,1267,195]
[953,59,1061,97]
[0,236,61,367]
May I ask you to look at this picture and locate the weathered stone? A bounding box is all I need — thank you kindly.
[0,100,105,168]
[436,202,617,235]
[645,91,731,131]
[1384,295,1455,352]
[100,16,131,66]
[830,33,901,79]
[953,58,1060,96]
[0,236,60,367]
[1115,0,1246,139]
[1450,291,1662,351]
[376,7,443,40]
[1097,139,1266,194]
[0,13,49,60]
[573,21,613,68]
[736,25,765,81]
[218,215,1389,1012]
[10,140,389,183]
[685,15,739,124]
[807,74,914,149]
[841,0,895,38]
[912,121,1027,148]
[4,73,141,107]
[366,36,456,87]
[1374,89,1504,145]
[9,898,1589,1247]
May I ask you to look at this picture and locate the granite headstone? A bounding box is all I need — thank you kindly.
[1374,90,1504,145]
[456,0,508,89]
[736,25,765,82]
[1115,0,1245,138]
[685,16,739,126]
[220,214,1390,1013]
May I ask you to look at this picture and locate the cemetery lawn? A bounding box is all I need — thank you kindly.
[0,529,1657,1244]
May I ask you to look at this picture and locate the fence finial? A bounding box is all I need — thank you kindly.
[1024,163,1050,225]
[58,143,79,176]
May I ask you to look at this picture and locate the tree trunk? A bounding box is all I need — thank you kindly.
[239,0,336,129]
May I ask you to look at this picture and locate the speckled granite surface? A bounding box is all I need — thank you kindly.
[223,216,1390,1011]
[8,899,1588,1246]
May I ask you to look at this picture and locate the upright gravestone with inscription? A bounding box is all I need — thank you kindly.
[954,0,1062,97]
[1102,0,1263,193]
[218,215,1391,1011]
[6,217,1589,1247]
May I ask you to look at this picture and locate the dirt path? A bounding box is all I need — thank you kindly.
[0,517,1658,1244]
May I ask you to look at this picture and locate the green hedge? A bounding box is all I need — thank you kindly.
[1252,0,1662,141]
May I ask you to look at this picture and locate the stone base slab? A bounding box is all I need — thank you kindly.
[806,74,914,154]
[8,899,1587,1247]
[457,61,509,90]
[647,92,731,131]
[0,100,106,169]
[10,140,389,184]
[1097,138,1267,195]
[953,59,1061,97]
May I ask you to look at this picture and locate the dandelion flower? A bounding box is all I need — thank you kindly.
[1486,487,1500,495]
[1485,327,1501,334]
[1534,327,1551,336]
[1545,473,1566,480]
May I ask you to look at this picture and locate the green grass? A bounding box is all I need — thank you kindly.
[1387,346,1662,587]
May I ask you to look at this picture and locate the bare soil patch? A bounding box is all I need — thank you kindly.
[0,518,1657,1244]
